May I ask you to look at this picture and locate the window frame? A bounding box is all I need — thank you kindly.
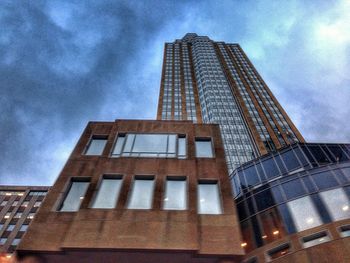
[84,135,108,156]
[162,176,188,210]
[195,137,215,158]
[58,177,91,212]
[90,174,124,209]
[197,179,223,215]
[127,175,156,210]
[300,230,331,248]
[111,133,187,159]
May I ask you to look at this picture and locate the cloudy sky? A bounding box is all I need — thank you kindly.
[1,0,349,186]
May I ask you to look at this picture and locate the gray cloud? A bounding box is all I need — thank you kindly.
[0,0,349,186]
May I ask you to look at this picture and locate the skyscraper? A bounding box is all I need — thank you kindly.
[157,33,304,173]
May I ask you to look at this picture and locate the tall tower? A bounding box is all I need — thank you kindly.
[157,33,304,173]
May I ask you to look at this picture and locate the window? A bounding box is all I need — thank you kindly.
[85,136,107,155]
[163,177,187,210]
[127,176,155,209]
[287,196,322,232]
[195,138,214,158]
[28,191,47,196]
[0,224,3,230]
[112,133,186,158]
[312,171,339,190]
[27,213,35,219]
[6,224,15,231]
[198,180,222,214]
[266,243,290,261]
[0,238,7,245]
[34,201,41,207]
[339,225,350,238]
[11,238,21,246]
[91,175,123,209]
[301,231,330,248]
[11,201,18,206]
[1,201,7,206]
[320,188,350,221]
[59,180,90,212]
[20,224,28,232]
[21,201,29,207]
[14,213,22,219]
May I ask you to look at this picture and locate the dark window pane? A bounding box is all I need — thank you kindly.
[271,185,285,204]
[256,162,266,182]
[301,145,317,166]
[275,155,287,175]
[341,145,350,159]
[231,175,241,197]
[302,176,317,192]
[262,158,280,180]
[308,146,330,165]
[237,201,248,221]
[238,171,247,188]
[246,197,256,215]
[251,216,263,247]
[278,204,296,234]
[321,145,336,162]
[328,145,349,162]
[281,150,300,171]
[254,189,275,212]
[294,147,309,166]
[312,171,339,190]
[282,179,306,200]
[244,165,260,186]
[310,194,332,223]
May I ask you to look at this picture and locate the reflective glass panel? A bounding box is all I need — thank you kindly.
[178,137,186,158]
[244,165,260,187]
[308,146,330,165]
[133,134,167,153]
[287,196,322,232]
[60,181,89,212]
[127,177,155,209]
[163,178,187,210]
[91,177,123,209]
[198,181,222,214]
[328,145,349,162]
[281,150,300,171]
[320,188,350,221]
[302,232,330,248]
[282,179,306,200]
[261,158,280,179]
[195,139,214,158]
[85,138,107,155]
[112,135,125,156]
[312,171,339,190]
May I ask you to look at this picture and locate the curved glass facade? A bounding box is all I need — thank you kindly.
[230,143,350,252]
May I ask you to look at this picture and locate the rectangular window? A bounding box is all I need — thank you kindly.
[91,175,123,209]
[12,201,18,206]
[34,201,41,207]
[59,180,90,212]
[287,196,322,231]
[302,231,330,248]
[85,136,107,155]
[198,180,222,214]
[163,177,187,210]
[112,133,186,158]
[127,176,155,209]
[195,138,214,158]
[339,225,350,238]
[6,224,15,231]
[178,135,187,159]
[27,213,35,219]
[20,225,28,232]
[13,213,22,219]
[1,201,7,206]
[0,238,7,245]
[266,243,290,261]
[320,188,350,221]
[12,238,21,246]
